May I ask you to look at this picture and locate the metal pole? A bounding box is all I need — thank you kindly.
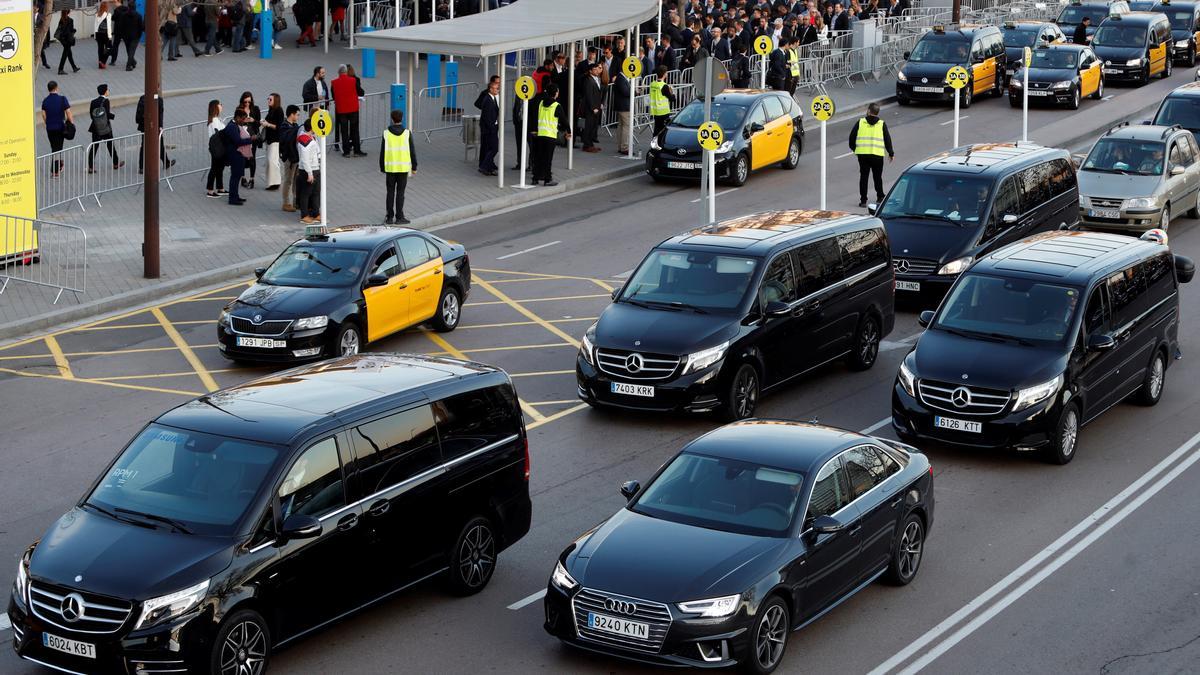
[144,0,160,279]
[414,0,420,69]
[627,73,635,159]
[568,40,577,171]
[701,57,712,224]
[448,0,454,62]
[351,0,356,48]
[320,134,328,225]
[499,52,505,188]
[518,99,529,187]
[324,0,329,53]
[952,0,961,24]
[953,86,960,148]
[657,0,662,39]
[761,53,767,89]
[394,0,400,81]
[1022,63,1029,143]
[820,118,827,210]
[408,52,415,134]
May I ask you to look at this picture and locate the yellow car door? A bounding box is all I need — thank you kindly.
[746,103,774,170]
[761,95,793,164]
[971,56,995,95]
[394,235,444,329]
[1151,41,1167,74]
[362,244,407,342]
[1082,61,1101,97]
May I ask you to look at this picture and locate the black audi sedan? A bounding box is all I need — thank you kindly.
[8,354,531,674]
[218,225,470,363]
[645,90,804,187]
[544,421,934,673]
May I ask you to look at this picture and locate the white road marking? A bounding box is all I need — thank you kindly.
[614,269,635,279]
[870,428,1200,675]
[497,241,562,260]
[508,589,547,610]
[860,417,892,435]
[1102,94,1114,101]
[689,188,740,203]
[835,151,855,159]
[939,115,968,126]
[0,614,9,632]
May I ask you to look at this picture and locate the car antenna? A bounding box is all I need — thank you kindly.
[198,396,254,423]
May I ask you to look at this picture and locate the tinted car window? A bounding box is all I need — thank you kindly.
[351,405,441,493]
[1083,285,1109,335]
[1083,138,1166,176]
[261,245,370,288]
[1049,158,1078,198]
[806,456,849,520]
[396,236,433,269]
[1018,162,1053,208]
[762,95,786,120]
[370,245,402,278]
[793,236,844,296]
[620,249,758,313]
[1144,252,1175,300]
[279,437,346,520]
[760,253,798,304]
[838,228,887,278]
[746,103,768,129]
[842,445,900,500]
[935,273,1083,344]
[987,176,1021,239]
[433,386,521,462]
[908,37,971,63]
[1093,25,1146,48]
[673,100,748,129]
[1169,141,1185,170]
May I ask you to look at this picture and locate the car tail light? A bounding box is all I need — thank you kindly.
[523,437,530,481]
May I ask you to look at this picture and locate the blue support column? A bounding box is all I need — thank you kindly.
[361,26,376,78]
[390,83,407,120]
[259,9,273,59]
[445,62,459,110]
[135,0,145,43]
[427,54,442,96]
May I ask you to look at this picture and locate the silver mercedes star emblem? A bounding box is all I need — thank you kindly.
[951,387,972,408]
[894,259,911,274]
[604,598,638,615]
[626,353,644,373]
[61,592,86,623]
[677,148,687,156]
[74,575,83,583]
[962,373,969,380]
[634,340,641,346]
[252,314,263,324]
[921,77,928,83]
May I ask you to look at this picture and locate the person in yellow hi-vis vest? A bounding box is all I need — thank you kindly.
[533,83,570,187]
[380,109,417,224]
[848,102,894,208]
[786,38,801,96]
[648,65,676,137]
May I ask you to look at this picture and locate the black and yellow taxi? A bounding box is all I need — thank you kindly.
[1093,12,1175,83]
[1009,43,1105,108]
[1001,20,1067,78]
[1056,0,1133,42]
[646,89,804,186]
[896,24,1006,108]
[1150,0,1200,65]
[217,225,471,363]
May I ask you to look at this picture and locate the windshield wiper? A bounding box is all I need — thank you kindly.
[113,507,194,534]
[662,300,709,314]
[81,501,151,528]
[939,326,1005,343]
[983,331,1035,347]
[300,250,341,274]
[889,213,964,226]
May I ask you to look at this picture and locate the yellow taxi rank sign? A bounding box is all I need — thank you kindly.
[697,121,724,151]
[754,35,774,56]
[810,95,835,121]
[514,75,536,101]
[946,65,969,90]
[310,109,333,137]
[622,56,643,79]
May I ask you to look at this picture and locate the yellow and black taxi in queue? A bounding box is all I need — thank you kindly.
[1093,12,1175,83]
[646,89,804,187]
[218,225,470,363]
[1001,20,1067,78]
[1150,0,1200,65]
[896,24,1006,108]
[1056,0,1132,42]
[1009,43,1105,108]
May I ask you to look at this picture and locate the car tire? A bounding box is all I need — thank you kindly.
[960,83,972,109]
[897,95,911,106]
[1189,46,1197,68]
[1163,55,1173,79]
[781,137,802,170]
[431,286,462,332]
[1141,64,1151,85]
[1044,402,1080,465]
[1135,350,1167,406]
[333,321,362,357]
[847,314,881,371]
[1066,86,1080,110]
[1160,204,1171,231]
[741,596,789,675]
[993,72,1004,97]
[729,153,750,187]
[1092,77,1104,100]
[883,512,925,586]
[209,608,270,675]
[720,363,760,422]
[1188,198,1200,219]
[1009,95,1020,108]
[443,516,497,596]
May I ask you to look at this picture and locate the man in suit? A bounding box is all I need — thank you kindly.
[302,66,330,109]
[581,62,604,153]
[711,28,732,60]
[609,35,627,80]
[114,0,143,71]
[136,92,174,174]
[832,2,851,31]
[474,76,501,175]
[656,34,677,71]
[87,83,123,173]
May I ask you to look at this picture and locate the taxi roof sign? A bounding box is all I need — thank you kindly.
[1003,20,1016,28]
[304,224,329,240]
[933,24,945,32]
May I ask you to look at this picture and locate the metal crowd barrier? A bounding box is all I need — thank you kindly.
[415,82,481,142]
[36,146,87,212]
[85,132,152,207]
[358,91,393,144]
[0,215,87,303]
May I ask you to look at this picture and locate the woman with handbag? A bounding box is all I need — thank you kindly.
[55,10,79,75]
[162,7,181,61]
[94,2,113,69]
[262,92,284,190]
[237,91,262,189]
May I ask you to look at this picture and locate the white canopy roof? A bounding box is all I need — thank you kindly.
[354,0,659,57]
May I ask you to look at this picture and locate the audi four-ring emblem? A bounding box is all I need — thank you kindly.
[605,598,638,615]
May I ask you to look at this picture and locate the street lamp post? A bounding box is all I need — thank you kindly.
[143,0,160,278]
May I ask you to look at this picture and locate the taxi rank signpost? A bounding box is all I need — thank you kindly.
[810,95,835,211]
[754,36,773,89]
[310,109,333,227]
[1022,46,1032,143]
[946,65,969,148]
[622,56,642,160]
[514,75,536,189]
[696,57,729,227]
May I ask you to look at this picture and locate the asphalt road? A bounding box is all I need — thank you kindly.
[4,69,1200,674]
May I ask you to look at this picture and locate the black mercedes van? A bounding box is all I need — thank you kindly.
[577,210,894,420]
[892,231,1194,464]
[8,354,531,675]
[874,142,1080,305]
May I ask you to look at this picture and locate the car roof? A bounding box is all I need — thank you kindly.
[1101,122,1183,141]
[293,225,424,251]
[1165,81,1200,98]
[1101,10,1163,23]
[973,230,1166,285]
[658,209,880,255]
[1005,19,1055,27]
[923,24,998,39]
[710,89,789,105]
[155,354,502,445]
[908,142,1069,176]
[1039,42,1089,52]
[1153,0,1200,8]
[683,420,870,472]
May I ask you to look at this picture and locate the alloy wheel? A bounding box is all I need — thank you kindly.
[458,523,495,589]
[788,140,800,166]
[737,156,749,184]
[859,319,880,366]
[340,328,360,356]
[897,520,924,580]
[219,621,266,675]
[1162,206,1171,231]
[755,604,787,669]
[442,292,460,328]
[734,368,759,419]
[1149,355,1165,399]
[1060,408,1078,458]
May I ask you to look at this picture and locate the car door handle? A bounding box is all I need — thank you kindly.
[433,269,442,275]
[396,283,408,290]
[367,499,390,517]
[889,495,902,508]
[807,300,821,313]
[847,522,862,536]
[337,513,359,531]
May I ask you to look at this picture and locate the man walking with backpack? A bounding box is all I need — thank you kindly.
[87,84,123,173]
[730,42,751,88]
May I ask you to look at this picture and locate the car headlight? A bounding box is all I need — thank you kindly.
[898,359,916,397]
[135,579,209,631]
[650,136,661,151]
[551,560,578,591]
[219,309,231,326]
[1079,195,1092,208]
[1125,196,1159,209]
[579,323,596,365]
[897,70,908,81]
[937,256,973,275]
[293,315,328,330]
[1177,40,1190,49]
[1127,58,1143,66]
[682,340,730,375]
[13,553,31,607]
[1053,80,1073,89]
[1012,374,1063,412]
[677,594,740,618]
[715,140,734,154]
[1010,77,1023,88]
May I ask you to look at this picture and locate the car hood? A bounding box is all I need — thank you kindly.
[595,301,738,355]
[1171,29,1193,41]
[569,509,787,601]
[1093,45,1146,61]
[231,282,348,319]
[662,126,708,151]
[912,328,1068,390]
[901,61,962,82]
[1004,46,1035,64]
[884,217,981,264]
[30,508,232,600]
[1078,171,1161,199]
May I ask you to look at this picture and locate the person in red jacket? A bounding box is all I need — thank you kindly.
[330,65,366,157]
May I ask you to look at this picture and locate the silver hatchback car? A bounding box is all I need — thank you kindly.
[1078,123,1200,231]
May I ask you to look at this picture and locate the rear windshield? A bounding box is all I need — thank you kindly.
[1154,96,1200,131]
[879,173,992,225]
[1082,138,1165,176]
[1093,24,1147,47]
[935,273,1082,346]
[1058,6,1111,25]
[908,37,971,63]
[619,249,757,313]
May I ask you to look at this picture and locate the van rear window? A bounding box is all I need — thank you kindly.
[435,386,521,462]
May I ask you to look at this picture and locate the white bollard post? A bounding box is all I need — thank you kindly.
[820,118,827,210]
[1022,64,1029,143]
[953,87,960,148]
[706,148,715,225]
[627,74,635,159]
[518,99,530,188]
[320,135,328,225]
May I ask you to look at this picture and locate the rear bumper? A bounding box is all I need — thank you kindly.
[896,81,954,102]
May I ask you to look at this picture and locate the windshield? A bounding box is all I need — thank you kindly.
[672,101,748,130]
[908,37,971,63]
[1058,6,1110,25]
[935,274,1081,345]
[87,424,282,536]
[1163,9,1195,30]
[1155,97,1200,131]
[632,452,805,537]
[879,173,992,225]
[1004,28,1041,47]
[1082,138,1165,175]
[1030,48,1079,68]
[1093,25,1146,47]
[261,244,368,288]
[620,249,757,312]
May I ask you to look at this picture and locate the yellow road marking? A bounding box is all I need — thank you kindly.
[152,307,220,393]
[0,344,220,361]
[476,267,615,284]
[468,293,611,306]
[457,317,597,330]
[455,342,574,354]
[75,319,213,332]
[526,403,589,431]
[44,336,74,379]
[422,330,545,422]
[92,368,245,382]
[509,369,575,378]
[524,399,582,406]
[473,279,581,348]
[0,366,203,397]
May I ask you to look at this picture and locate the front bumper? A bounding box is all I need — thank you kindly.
[217,322,331,362]
[576,355,725,413]
[896,81,954,103]
[891,381,1062,450]
[1008,84,1077,105]
[645,150,736,181]
[1078,204,1163,232]
[892,273,956,306]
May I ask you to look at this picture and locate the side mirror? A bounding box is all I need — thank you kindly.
[764,300,791,318]
[254,267,267,280]
[867,203,878,215]
[1171,165,1187,176]
[1087,333,1116,352]
[918,310,935,328]
[1002,213,1019,225]
[903,50,911,60]
[749,122,765,134]
[1176,254,1196,283]
[810,514,845,534]
[1141,119,1153,125]
[620,480,641,501]
[280,514,321,540]
[365,273,389,288]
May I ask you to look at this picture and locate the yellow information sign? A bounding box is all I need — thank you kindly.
[946,65,969,90]
[1023,46,1032,67]
[515,75,537,101]
[697,121,725,151]
[310,109,333,137]
[810,95,835,121]
[754,35,774,56]
[622,56,643,79]
[0,0,37,263]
